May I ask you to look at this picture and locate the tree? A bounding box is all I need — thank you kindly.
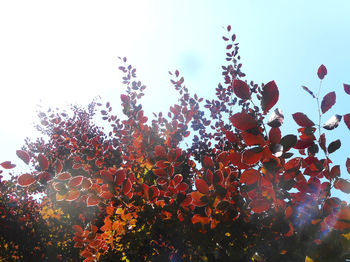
[2,26,350,261]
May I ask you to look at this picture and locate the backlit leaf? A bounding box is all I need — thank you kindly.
[87,195,100,207]
[66,189,80,201]
[18,173,36,187]
[38,154,49,171]
[68,176,84,188]
[195,179,209,194]
[261,80,279,114]
[250,198,270,213]
[0,161,16,169]
[334,179,350,194]
[57,172,72,181]
[229,112,258,131]
[16,150,30,164]
[240,169,260,185]
[232,79,251,100]
[346,158,350,174]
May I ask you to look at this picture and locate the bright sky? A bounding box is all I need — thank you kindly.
[1,1,350,198]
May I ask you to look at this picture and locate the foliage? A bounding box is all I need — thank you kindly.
[2,25,350,261]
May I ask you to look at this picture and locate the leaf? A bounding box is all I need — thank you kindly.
[68,176,83,188]
[280,135,297,151]
[38,154,49,171]
[18,173,36,187]
[292,113,315,127]
[203,156,214,169]
[57,172,72,181]
[195,179,209,194]
[229,112,258,131]
[267,108,284,128]
[301,85,316,98]
[240,169,260,185]
[242,148,262,165]
[232,79,251,100]
[153,169,167,177]
[73,225,83,234]
[66,189,80,201]
[123,179,132,194]
[16,150,30,164]
[334,179,350,194]
[329,165,340,180]
[241,132,265,146]
[154,145,167,158]
[269,127,281,144]
[0,161,16,169]
[317,64,327,80]
[347,158,350,174]
[318,133,326,152]
[56,160,63,174]
[323,114,342,130]
[261,80,279,114]
[321,92,336,114]
[87,195,100,207]
[344,84,350,95]
[328,139,341,154]
[250,198,271,213]
[344,113,350,130]
[115,169,126,185]
[192,214,210,225]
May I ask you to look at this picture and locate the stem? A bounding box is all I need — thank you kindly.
[316,80,322,137]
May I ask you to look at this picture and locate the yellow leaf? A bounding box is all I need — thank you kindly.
[305,256,314,262]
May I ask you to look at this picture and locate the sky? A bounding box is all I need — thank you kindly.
[1,1,350,198]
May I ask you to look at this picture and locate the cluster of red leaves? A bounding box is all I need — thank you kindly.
[2,27,350,261]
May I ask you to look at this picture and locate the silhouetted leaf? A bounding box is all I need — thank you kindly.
[292,113,314,127]
[317,64,327,80]
[328,139,341,154]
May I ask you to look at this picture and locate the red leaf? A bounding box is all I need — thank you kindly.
[346,158,350,174]
[100,191,114,200]
[292,112,315,127]
[242,149,262,165]
[261,80,279,114]
[56,160,63,174]
[195,179,209,194]
[229,112,258,131]
[240,169,260,185]
[344,84,350,95]
[57,172,72,181]
[66,189,80,201]
[18,173,36,187]
[321,92,336,114]
[87,195,100,207]
[81,178,92,190]
[250,198,271,213]
[155,145,167,158]
[123,179,132,194]
[203,156,214,169]
[115,169,126,185]
[269,127,281,144]
[317,64,327,80]
[16,150,30,164]
[225,131,238,143]
[334,178,350,194]
[333,207,350,230]
[0,161,16,169]
[232,79,251,100]
[69,176,83,188]
[241,132,265,146]
[344,114,350,130]
[153,169,167,177]
[329,165,340,180]
[38,154,49,171]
